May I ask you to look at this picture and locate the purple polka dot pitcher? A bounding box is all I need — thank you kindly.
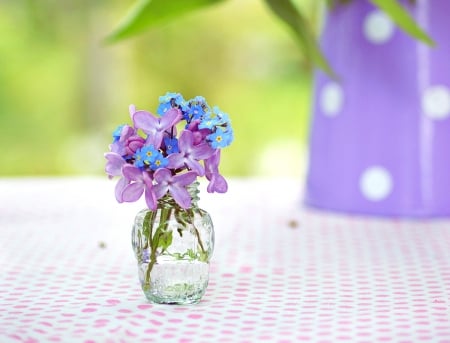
[305,0,450,217]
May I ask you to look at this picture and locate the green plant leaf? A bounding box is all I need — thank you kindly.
[186,249,197,259]
[198,250,208,262]
[158,230,173,250]
[142,211,153,238]
[106,0,226,43]
[153,227,173,250]
[174,209,191,227]
[264,0,334,76]
[370,0,434,46]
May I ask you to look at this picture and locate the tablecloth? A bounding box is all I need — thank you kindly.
[0,177,449,343]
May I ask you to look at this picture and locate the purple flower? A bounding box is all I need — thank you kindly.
[109,125,135,156]
[153,168,198,209]
[205,150,228,193]
[133,108,181,148]
[114,177,130,204]
[167,130,214,176]
[112,125,125,142]
[129,104,136,118]
[104,152,126,178]
[125,135,145,156]
[104,152,131,203]
[106,95,234,210]
[186,119,211,145]
[121,165,157,210]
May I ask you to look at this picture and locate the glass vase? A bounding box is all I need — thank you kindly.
[131,183,214,304]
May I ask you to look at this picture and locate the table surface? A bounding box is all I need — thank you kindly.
[1,177,450,343]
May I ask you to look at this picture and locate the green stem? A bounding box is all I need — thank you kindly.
[144,259,156,290]
[159,207,172,255]
[143,210,156,249]
[195,228,206,254]
[190,209,206,256]
[143,210,157,289]
[144,207,172,289]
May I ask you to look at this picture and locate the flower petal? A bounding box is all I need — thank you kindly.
[207,173,228,193]
[167,153,185,170]
[129,104,136,118]
[122,182,144,202]
[153,183,169,200]
[205,150,220,180]
[145,134,158,147]
[119,125,134,143]
[191,142,214,160]
[115,177,129,202]
[104,152,125,177]
[144,188,157,210]
[153,168,172,183]
[207,150,220,169]
[159,108,182,129]
[133,110,157,133]
[173,171,198,187]
[122,164,143,181]
[152,131,164,149]
[178,130,194,152]
[169,185,191,209]
[185,158,205,176]
[142,170,154,189]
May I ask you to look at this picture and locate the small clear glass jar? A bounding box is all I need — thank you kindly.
[131,183,214,304]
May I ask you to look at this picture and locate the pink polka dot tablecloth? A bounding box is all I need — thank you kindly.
[1,177,450,343]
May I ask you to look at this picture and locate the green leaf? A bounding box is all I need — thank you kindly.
[159,230,173,250]
[186,249,197,260]
[153,227,173,250]
[174,209,192,227]
[106,0,226,43]
[172,252,183,260]
[264,0,335,76]
[370,0,434,46]
[198,250,208,262]
[142,211,153,238]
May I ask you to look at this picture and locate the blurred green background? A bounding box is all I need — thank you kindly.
[0,0,317,177]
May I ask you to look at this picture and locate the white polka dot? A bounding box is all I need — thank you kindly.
[421,85,450,120]
[363,10,395,44]
[320,82,344,116]
[359,166,393,201]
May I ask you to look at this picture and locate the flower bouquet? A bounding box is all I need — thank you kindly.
[104,92,233,304]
